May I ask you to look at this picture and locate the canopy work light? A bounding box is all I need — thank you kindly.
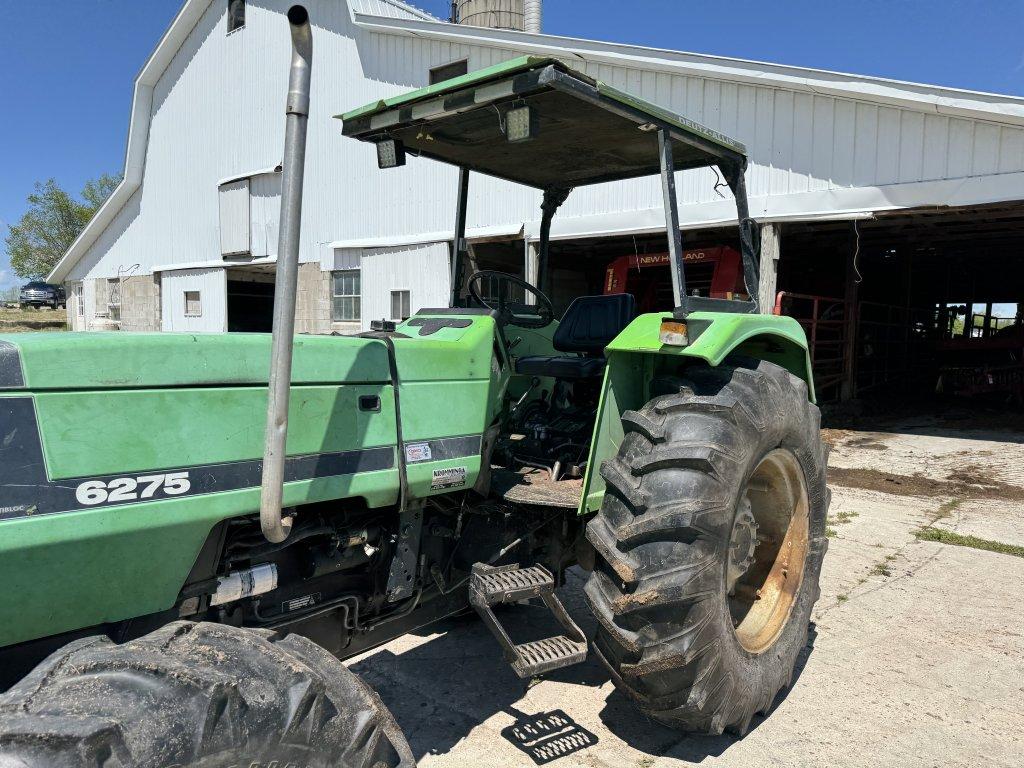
[376,138,406,169]
[505,105,538,143]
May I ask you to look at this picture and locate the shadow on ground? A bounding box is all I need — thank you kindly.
[349,571,818,764]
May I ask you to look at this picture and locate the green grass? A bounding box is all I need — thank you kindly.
[0,307,68,334]
[932,499,963,521]
[870,563,892,577]
[827,510,859,531]
[915,528,1024,558]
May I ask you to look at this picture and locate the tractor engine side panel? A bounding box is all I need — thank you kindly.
[0,317,506,650]
[0,386,401,649]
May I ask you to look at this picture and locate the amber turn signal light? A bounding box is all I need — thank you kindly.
[659,320,689,347]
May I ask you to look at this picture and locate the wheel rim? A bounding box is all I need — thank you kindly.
[727,449,809,654]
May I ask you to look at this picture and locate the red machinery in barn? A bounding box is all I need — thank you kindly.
[603,246,747,312]
[936,307,1024,404]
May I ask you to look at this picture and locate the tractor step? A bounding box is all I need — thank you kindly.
[469,563,588,679]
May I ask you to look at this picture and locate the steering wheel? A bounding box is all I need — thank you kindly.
[467,271,554,329]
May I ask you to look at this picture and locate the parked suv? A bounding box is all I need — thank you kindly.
[19,281,65,309]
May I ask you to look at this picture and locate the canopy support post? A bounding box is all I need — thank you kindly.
[450,167,470,307]
[659,129,687,310]
[536,187,571,295]
[722,160,761,309]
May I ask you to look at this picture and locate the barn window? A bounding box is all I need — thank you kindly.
[390,290,411,322]
[227,0,245,33]
[429,60,468,85]
[74,284,84,318]
[332,270,361,322]
[185,291,203,317]
[107,278,121,321]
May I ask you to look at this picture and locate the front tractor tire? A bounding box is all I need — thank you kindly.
[0,622,413,768]
[584,358,829,735]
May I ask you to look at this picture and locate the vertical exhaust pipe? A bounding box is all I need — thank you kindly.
[260,5,312,543]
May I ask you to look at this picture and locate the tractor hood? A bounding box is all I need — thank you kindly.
[0,333,392,391]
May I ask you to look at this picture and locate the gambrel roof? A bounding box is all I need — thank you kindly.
[49,0,1024,282]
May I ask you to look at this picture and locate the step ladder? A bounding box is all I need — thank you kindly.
[469,563,588,678]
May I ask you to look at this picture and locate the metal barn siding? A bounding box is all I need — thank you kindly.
[61,0,1024,305]
[218,179,251,256]
[336,24,1024,237]
[359,242,451,330]
[249,172,283,258]
[161,268,227,332]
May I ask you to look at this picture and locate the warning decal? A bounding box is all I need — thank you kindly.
[431,466,467,490]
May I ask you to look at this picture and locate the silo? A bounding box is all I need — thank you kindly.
[524,0,541,33]
[456,0,532,32]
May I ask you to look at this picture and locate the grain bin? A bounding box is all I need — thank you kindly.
[456,0,541,32]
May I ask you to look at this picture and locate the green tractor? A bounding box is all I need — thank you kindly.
[0,8,827,766]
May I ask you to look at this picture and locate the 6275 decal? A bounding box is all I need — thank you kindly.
[75,472,192,507]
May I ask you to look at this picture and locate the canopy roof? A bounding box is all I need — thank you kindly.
[340,57,747,189]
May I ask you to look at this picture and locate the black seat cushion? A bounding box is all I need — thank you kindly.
[514,294,635,379]
[515,355,606,380]
[553,294,636,354]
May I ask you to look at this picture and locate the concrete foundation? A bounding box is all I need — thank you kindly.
[118,275,162,332]
[295,262,332,335]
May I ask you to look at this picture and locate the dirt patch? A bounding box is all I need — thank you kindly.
[821,429,853,449]
[824,400,1024,436]
[843,437,889,451]
[822,429,888,451]
[827,466,1024,501]
[944,463,1020,494]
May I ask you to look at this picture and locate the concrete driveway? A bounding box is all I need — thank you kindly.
[349,417,1024,767]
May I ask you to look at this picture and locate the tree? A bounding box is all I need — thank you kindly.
[4,174,120,281]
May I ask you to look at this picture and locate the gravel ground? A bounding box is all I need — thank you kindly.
[349,420,1024,767]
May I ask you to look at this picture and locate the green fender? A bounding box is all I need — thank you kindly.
[579,311,814,515]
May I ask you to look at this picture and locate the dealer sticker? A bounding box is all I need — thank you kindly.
[405,442,432,462]
[431,466,467,490]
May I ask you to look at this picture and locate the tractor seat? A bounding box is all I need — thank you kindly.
[515,294,636,380]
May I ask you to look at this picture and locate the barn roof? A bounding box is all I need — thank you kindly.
[48,0,1024,283]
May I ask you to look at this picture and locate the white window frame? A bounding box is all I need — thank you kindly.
[332,269,361,322]
[74,284,84,318]
[184,291,203,318]
[390,289,411,322]
[107,278,121,322]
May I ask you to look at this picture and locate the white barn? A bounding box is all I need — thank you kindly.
[50,0,1024,397]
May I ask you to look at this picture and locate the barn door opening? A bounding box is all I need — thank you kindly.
[226,266,276,332]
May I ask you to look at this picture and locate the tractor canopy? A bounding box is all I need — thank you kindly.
[339,56,747,188]
[340,56,761,317]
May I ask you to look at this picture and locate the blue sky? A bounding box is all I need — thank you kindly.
[1,0,1022,292]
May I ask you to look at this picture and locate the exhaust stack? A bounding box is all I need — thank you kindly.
[260,5,312,544]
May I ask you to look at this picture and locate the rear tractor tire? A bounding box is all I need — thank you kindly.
[0,622,413,768]
[584,358,829,735]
